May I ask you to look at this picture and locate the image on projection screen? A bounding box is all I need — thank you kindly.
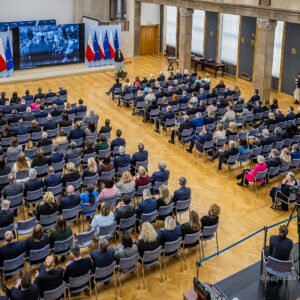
[19,24,80,69]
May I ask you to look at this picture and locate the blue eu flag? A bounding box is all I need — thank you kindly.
[114,30,119,51]
[93,32,100,61]
[103,31,110,60]
[5,37,14,71]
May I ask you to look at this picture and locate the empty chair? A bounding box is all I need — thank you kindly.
[53,235,73,257]
[40,212,58,230]
[16,217,36,239]
[200,224,219,258]
[29,244,51,265]
[76,228,96,248]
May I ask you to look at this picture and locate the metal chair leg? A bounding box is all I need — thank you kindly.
[159,257,163,282]
[142,262,146,289]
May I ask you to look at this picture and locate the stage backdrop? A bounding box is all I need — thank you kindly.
[85,25,121,68]
[0,30,14,78]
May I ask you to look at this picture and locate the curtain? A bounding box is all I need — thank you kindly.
[272,21,284,78]
[192,10,205,55]
[165,6,177,47]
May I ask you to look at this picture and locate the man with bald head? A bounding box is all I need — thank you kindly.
[59,184,81,212]
[0,200,14,227]
[35,255,64,297]
[0,231,25,267]
[2,173,24,199]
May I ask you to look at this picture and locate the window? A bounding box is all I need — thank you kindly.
[165,6,177,47]
[219,14,240,65]
[272,21,284,78]
[110,0,127,20]
[192,10,205,55]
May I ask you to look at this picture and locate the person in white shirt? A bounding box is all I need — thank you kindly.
[221,105,236,123]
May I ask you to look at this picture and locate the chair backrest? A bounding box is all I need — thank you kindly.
[119,215,136,232]
[117,164,131,176]
[77,228,96,248]
[98,149,111,160]
[17,133,30,144]
[51,160,65,173]
[239,151,252,162]
[47,183,63,197]
[201,224,218,238]
[7,193,23,209]
[227,154,240,164]
[255,170,268,180]
[158,202,174,217]
[47,128,58,138]
[150,108,160,117]
[268,167,280,177]
[3,252,25,276]
[136,183,152,197]
[24,147,37,159]
[141,210,158,224]
[176,198,191,213]
[66,179,82,191]
[57,141,69,152]
[83,152,97,164]
[29,244,50,265]
[68,155,81,167]
[290,159,300,169]
[102,195,119,209]
[54,235,73,256]
[181,128,193,138]
[81,200,100,215]
[98,222,117,239]
[143,246,162,263]
[35,164,48,176]
[40,212,58,229]
[135,160,148,170]
[16,217,36,235]
[153,181,168,191]
[99,132,111,140]
[43,282,66,300]
[62,206,80,222]
[119,252,140,273]
[16,170,29,181]
[69,271,91,292]
[0,174,9,186]
[0,223,14,242]
[83,174,99,186]
[183,231,201,246]
[95,261,116,282]
[251,146,262,157]
[7,151,19,163]
[101,169,115,181]
[267,256,293,275]
[42,144,53,155]
[164,238,182,256]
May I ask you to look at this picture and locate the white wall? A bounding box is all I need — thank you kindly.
[0,0,75,24]
[141,3,160,25]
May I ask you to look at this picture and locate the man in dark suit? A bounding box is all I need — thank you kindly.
[169,114,193,144]
[253,129,273,147]
[24,168,44,196]
[114,195,135,224]
[22,89,34,102]
[218,141,239,171]
[285,106,296,121]
[68,122,85,140]
[15,98,27,113]
[185,125,212,153]
[99,119,112,134]
[44,166,62,189]
[15,119,29,136]
[150,162,169,184]
[172,177,191,204]
[0,200,14,228]
[49,144,64,164]
[157,71,165,82]
[106,78,122,98]
[46,88,56,99]
[58,86,67,97]
[248,88,260,104]
[266,149,282,168]
[131,143,148,167]
[136,189,157,218]
[59,185,81,213]
[53,94,64,107]
[110,129,126,151]
[34,87,45,100]
[90,238,115,272]
[65,142,82,161]
[291,144,300,160]
[275,109,285,123]
[23,107,36,122]
[7,109,21,125]
[253,100,264,114]
[43,115,58,131]
[155,105,175,133]
[37,105,48,119]
[35,255,64,297]
[179,91,189,104]
[114,146,131,170]
[75,99,87,114]
[186,102,197,116]
[2,101,13,115]
[2,173,24,199]
[37,131,53,148]
[0,231,25,267]
[64,246,93,284]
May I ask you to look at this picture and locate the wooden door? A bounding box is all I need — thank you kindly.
[140,25,159,55]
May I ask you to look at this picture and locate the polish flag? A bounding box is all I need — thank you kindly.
[85,33,95,62]
[108,31,115,59]
[0,38,7,72]
[98,31,105,60]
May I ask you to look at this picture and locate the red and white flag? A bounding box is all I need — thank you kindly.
[0,38,7,72]
[98,31,104,60]
[108,31,115,59]
[85,33,95,62]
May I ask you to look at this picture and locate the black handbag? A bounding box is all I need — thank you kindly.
[193,277,211,300]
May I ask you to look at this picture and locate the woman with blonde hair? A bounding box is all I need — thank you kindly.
[135,166,150,188]
[159,216,181,246]
[65,102,75,114]
[203,73,211,84]
[226,122,238,136]
[157,185,172,208]
[200,203,221,229]
[36,191,58,221]
[82,157,98,180]
[116,171,135,194]
[280,148,291,164]
[62,162,81,186]
[181,210,201,238]
[12,152,31,182]
[137,222,160,256]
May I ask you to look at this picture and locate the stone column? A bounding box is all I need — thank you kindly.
[134,0,141,56]
[74,0,84,23]
[178,8,194,72]
[253,18,276,102]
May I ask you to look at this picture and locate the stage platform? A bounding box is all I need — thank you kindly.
[0,63,116,84]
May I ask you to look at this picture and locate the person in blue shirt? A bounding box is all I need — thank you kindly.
[237,139,250,154]
[15,119,29,135]
[192,112,204,129]
[291,144,300,160]
[80,184,99,216]
[150,162,169,184]
[185,125,213,153]
[172,177,191,204]
[158,216,181,248]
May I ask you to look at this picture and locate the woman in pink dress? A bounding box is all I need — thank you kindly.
[98,179,120,202]
[30,99,41,111]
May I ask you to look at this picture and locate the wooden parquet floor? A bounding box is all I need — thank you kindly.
[0,55,298,299]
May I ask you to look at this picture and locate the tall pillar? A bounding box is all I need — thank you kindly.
[253,18,276,102]
[134,0,141,56]
[178,8,194,72]
[74,0,84,23]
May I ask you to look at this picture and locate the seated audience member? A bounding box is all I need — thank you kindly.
[49,144,64,164]
[98,155,114,175]
[8,109,21,125]
[12,152,31,182]
[110,129,126,151]
[53,130,67,144]
[214,141,239,171]
[131,143,148,167]
[91,238,115,272]
[253,100,264,114]
[265,149,281,169]
[225,122,238,137]
[62,162,80,186]
[221,105,236,123]
[37,105,48,119]
[264,225,293,261]
[31,148,49,168]
[83,108,99,126]
[53,95,64,107]
[65,102,75,115]
[49,215,72,248]
[15,119,29,135]
[136,222,160,257]
[136,189,157,218]
[135,166,151,188]
[200,203,221,229]
[271,127,284,143]
[0,200,14,228]
[95,137,110,152]
[115,233,138,260]
[248,88,260,104]
[25,224,50,258]
[157,185,172,209]
[150,162,169,184]
[65,142,82,161]
[75,98,87,114]
[80,185,99,218]
[0,230,25,267]
[237,139,250,154]
[154,105,175,133]
[43,114,57,131]
[35,192,58,221]
[280,148,291,164]
[271,98,279,111]
[22,89,33,102]
[181,210,201,238]
[60,114,72,128]
[99,119,112,134]
[91,202,115,235]
[291,144,300,160]
[50,104,61,117]
[44,166,62,188]
[237,155,267,187]
[59,185,81,212]
[84,122,97,136]
[263,112,277,127]
[113,146,131,170]
[6,138,22,157]
[206,100,217,114]
[168,115,193,144]
[172,177,191,204]
[185,125,212,153]
[270,172,298,211]
[0,157,11,181]
[2,173,24,199]
[64,246,93,285]
[37,132,53,148]
[35,255,64,298]
[24,168,43,195]
[2,126,14,140]
[192,112,204,129]
[82,157,98,180]
[116,171,136,194]
[68,122,85,141]
[253,129,273,147]
[34,87,45,100]
[159,216,181,246]
[106,78,122,97]
[114,194,136,224]
[98,179,120,201]
[285,106,296,121]
[213,124,226,142]
[29,120,41,134]
[46,88,55,99]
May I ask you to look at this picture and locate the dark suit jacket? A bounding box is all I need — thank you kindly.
[172,187,191,204]
[99,125,112,134]
[43,120,57,131]
[131,150,148,165]
[268,235,293,261]
[2,182,24,199]
[15,125,29,135]
[114,205,136,223]
[178,120,193,133]
[0,241,25,267]
[49,152,64,164]
[285,112,296,121]
[0,209,14,227]
[114,154,131,169]
[44,173,62,188]
[69,128,85,140]
[110,137,126,151]
[90,249,115,271]
[64,257,93,283]
[253,106,264,114]
[161,111,175,123]
[34,93,46,100]
[32,156,49,168]
[75,105,87,113]
[255,137,273,147]
[150,170,169,184]
[24,178,44,195]
[59,195,81,212]
[10,284,40,300]
[136,198,157,217]
[37,138,53,148]
[37,111,48,119]
[159,225,182,246]
[203,116,215,125]
[266,156,282,168]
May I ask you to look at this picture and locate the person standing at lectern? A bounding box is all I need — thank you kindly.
[294,73,300,104]
[115,49,124,70]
